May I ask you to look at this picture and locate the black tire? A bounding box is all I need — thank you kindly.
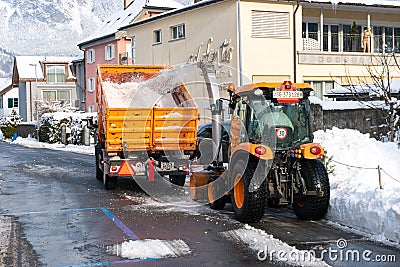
[95,157,103,180]
[231,160,267,223]
[208,176,226,210]
[293,159,330,220]
[104,173,117,190]
[169,174,186,187]
[95,143,103,180]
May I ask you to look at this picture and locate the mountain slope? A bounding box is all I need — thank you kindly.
[0,0,192,79]
[0,0,123,78]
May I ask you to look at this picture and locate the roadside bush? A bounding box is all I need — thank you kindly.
[39,113,71,143]
[0,110,22,139]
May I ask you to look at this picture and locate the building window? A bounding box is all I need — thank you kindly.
[8,98,18,108]
[153,29,162,44]
[171,24,185,40]
[88,105,95,113]
[88,78,95,92]
[0,96,3,109]
[252,10,289,38]
[46,64,66,83]
[42,90,71,105]
[304,81,334,100]
[105,44,115,60]
[87,49,95,64]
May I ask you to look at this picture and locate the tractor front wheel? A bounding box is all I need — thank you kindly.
[231,160,267,223]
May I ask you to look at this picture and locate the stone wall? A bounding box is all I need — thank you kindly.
[311,103,388,139]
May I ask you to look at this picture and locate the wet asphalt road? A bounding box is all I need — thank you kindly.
[0,142,398,267]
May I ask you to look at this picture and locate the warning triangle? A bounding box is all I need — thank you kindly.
[118,160,135,176]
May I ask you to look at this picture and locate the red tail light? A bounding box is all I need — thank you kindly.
[255,146,266,155]
[310,146,322,155]
[111,166,118,172]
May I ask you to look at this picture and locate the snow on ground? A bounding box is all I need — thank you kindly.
[314,127,400,244]
[9,136,94,155]
[222,225,330,266]
[107,239,191,260]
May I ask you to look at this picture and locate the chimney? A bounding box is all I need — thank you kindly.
[124,0,134,9]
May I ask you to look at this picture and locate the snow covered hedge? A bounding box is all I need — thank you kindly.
[0,110,22,139]
[39,112,97,145]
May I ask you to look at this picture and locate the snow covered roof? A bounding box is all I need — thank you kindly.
[15,56,76,80]
[310,96,386,110]
[0,77,11,91]
[326,79,400,95]
[78,0,183,47]
[0,77,12,96]
[305,0,400,7]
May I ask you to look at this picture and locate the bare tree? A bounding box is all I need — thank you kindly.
[338,52,400,142]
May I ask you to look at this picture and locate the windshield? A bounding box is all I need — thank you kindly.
[248,98,313,149]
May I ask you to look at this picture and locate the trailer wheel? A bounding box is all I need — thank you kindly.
[104,174,116,190]
[169,174,186,187]
[293,159,330,220]
[95,146,103,180]
[95,157,103,181]
[208,176,226,210]
[231,160,267,223]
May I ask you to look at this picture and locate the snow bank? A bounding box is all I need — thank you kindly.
[314,127,400,243]
[11,136,94,155]
[222,225,330,266]
[0,129,3,140]
[107,239,191,260]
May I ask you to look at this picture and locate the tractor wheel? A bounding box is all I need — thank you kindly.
[169,174,186,187]
[207,176,226,210]
[104,173,116,190]
[231,160,267,223]
[293,159,330,220]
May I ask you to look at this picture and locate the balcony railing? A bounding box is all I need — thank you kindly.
[303,32,400,53]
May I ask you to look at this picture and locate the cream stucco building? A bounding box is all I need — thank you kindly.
[117,0,400,118]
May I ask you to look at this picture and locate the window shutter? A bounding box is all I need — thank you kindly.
[251,10,289,38]
[8,98,13,108]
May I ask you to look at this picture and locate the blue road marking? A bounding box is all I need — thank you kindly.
[100,208,140,241]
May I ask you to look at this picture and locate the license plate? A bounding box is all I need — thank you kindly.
[273,91,303,99]
[160,162,174,171]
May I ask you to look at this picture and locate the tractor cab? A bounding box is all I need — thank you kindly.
[229,81,314,151]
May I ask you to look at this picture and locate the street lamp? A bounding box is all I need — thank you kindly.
[29,63,38,121]
[29,63,39,140]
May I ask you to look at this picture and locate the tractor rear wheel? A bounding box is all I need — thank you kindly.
[231,160,267,223]
[293,159,330,220]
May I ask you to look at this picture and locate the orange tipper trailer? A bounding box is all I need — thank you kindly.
[94,64,198,189]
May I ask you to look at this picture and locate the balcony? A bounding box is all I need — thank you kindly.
[299,32,400,65]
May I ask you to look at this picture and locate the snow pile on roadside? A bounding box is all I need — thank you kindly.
[10,136,94,155]
[314,127,400,244]
[107,239,191,260]
[0,129,3,140]
[222,225,330,266]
